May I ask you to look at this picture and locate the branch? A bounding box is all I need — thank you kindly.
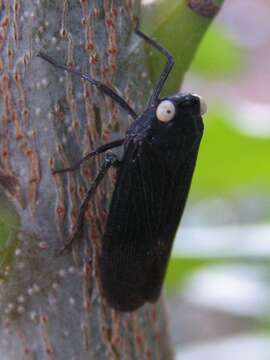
[142,0,225,94]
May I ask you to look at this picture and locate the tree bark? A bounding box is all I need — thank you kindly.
[0,0,172,359]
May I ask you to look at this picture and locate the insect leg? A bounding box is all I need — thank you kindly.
[53,138,124,174]
[57,152,119,255]
[38,52,137,120]
[135,28,174,106]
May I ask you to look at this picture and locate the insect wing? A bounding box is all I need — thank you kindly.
[100,132,202,311]
[100,143,168,311]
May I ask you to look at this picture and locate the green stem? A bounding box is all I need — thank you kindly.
[142,0,225,95]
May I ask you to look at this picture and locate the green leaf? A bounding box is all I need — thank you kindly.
[191,25,243,76]
[192,110,270,196]
[165,257,211,292]
[142,0,224,94]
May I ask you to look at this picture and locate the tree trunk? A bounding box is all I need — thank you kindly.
[0,0,172,358]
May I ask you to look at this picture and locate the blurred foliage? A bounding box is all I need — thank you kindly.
[142,0,225,94]
[192,110,270,197]
[142,2,269,199]
[149,3,270,301]
[0,196,18,275]
[166,257,270,294]
[166,257,214,292]
[142,0,270,351]
[191,25,243,76]
[0,196,18,249]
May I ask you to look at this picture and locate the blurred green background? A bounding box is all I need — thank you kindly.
[143,0,270,358]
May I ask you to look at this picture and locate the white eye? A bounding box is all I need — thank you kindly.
[156,100,176,122]
[193,94,207,115]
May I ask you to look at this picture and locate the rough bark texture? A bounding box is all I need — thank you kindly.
[0,0,172,359]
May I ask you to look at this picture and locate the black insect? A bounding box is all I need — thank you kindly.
[38,26,206,312]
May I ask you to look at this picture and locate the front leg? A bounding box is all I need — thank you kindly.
[53,139,124,174]
[56,153,120,255]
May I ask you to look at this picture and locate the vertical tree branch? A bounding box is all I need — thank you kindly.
[0,0,172,358]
